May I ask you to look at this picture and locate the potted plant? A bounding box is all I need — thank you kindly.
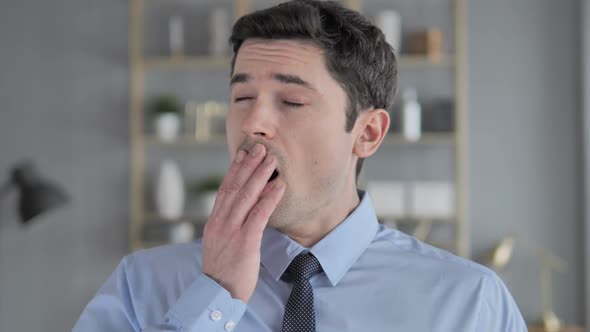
[149,94,182,141]
[187,174,224,219]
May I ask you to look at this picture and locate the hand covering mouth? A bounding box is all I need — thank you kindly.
[242,144,280,183]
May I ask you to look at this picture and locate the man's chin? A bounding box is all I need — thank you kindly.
[267,213,286,229]
[267,203,291,229]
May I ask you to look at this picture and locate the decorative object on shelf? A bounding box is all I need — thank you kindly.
[187,174,223,219]
[183,101,197,137]
[150,95,183,141]
[170,221,195,243]
[486,236,569,332]
[142,220,198,245]
[412,219,433,242]
[193,101,229,142]
[155,159,185,221]
[366,181,405,218]
[374,10,402,54]
[409,182,454,218]
[422,97,455,132]
[169,15,184,57]
[406,28,443,60]
[209,8,230,56]
[0,161,69,224]
[401,88,422,142]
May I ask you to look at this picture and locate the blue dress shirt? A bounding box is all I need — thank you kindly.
[73,192,527,331]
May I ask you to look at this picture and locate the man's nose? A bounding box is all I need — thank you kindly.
[240,101,276,139]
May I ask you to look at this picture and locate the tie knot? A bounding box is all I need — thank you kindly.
[285,253,323,281]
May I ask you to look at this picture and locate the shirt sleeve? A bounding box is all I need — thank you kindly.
[72,254,247,332]
[475,272,528,332]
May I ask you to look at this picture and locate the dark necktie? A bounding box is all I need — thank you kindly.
[281,253,323,332]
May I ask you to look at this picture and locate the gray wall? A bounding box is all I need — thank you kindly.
[0,0,584,330]
[583,0,590,325]
[467,0,583,325]
[0,1,130,331]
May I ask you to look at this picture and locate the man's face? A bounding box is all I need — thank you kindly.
[227,39,357,228]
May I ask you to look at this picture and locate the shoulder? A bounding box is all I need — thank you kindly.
[371,225,526,329]
[123,240,204,277]
[372,225,496,279]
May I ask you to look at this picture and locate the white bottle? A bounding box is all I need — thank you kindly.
[402,88,422,142]
[169,16,184,57]
[209,8,230,56]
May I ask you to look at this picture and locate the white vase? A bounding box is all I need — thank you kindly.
[375,10,402,54]
[155,113,180,141]
[156,160,185,221]
[169,222,195,243]
[195,191,217,219]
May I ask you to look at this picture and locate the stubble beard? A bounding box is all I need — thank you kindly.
[266,186,296,229]
[265,175,338,231]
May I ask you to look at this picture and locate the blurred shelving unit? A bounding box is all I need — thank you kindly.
[144,132,455,147]
[129,0,468,256]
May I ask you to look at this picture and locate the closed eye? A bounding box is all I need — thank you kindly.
[283,101,304,107]
[234,97,253,103]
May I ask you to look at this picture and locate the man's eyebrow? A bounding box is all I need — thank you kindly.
[230,73,250,86]
[274,74,317,91]
[230,72,317,92]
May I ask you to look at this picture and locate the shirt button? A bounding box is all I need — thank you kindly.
[210,310,222,321]
[224,320,236,331]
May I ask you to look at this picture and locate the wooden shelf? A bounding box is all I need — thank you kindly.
[398,54,454,68]
[141,54,453,70]
[383,216,457,223]
[382,133,455,145]
[426,241,456,253]
[134,240,179,251]
[527,326,584,332]
[142,55,231,69]
[143,214,456,225]
[144,213,207,224]
[145,135,226,146]
[144,133,454,147]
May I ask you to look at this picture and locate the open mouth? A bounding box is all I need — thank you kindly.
[268,169,279,183]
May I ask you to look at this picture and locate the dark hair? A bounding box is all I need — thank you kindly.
[229,0,398,181]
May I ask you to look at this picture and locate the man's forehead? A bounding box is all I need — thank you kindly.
[230,71,318,92]
[240,38,323,56]
[232,40,327,89]
[235,39,324,70]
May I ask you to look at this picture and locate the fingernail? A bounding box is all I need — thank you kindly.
[251,144,264,157]
[235,150,246,163]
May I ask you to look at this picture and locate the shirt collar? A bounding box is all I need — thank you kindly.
[260,191,379,286]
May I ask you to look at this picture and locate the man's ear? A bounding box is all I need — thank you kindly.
[353,109,390,159]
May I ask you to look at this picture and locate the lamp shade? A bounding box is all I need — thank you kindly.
[10,162,68,224]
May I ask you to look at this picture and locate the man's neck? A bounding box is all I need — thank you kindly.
[276,186,361,248]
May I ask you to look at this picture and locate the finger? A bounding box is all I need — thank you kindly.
[243,179,285,237]
[225,153,277,226]
[209,144,267,223]
[207,148,248,219]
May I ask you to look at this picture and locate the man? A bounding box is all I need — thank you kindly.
[74,0,527,331]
